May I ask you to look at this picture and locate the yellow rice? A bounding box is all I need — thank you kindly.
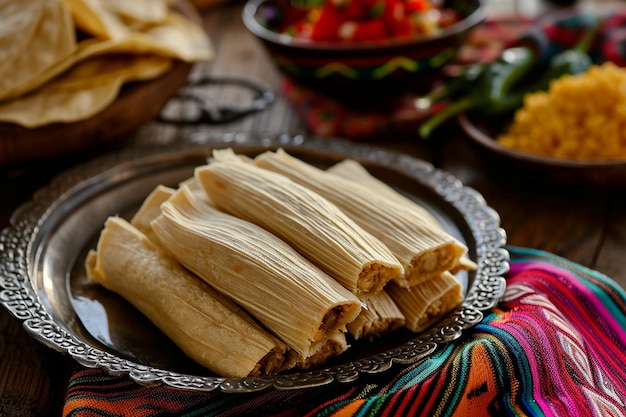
[496,62,626,161]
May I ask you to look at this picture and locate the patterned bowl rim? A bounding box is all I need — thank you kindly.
[242,0,487,52]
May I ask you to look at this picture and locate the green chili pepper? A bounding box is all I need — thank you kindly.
[486,47,538,102]
[418,18,599,139]
[418,46,536,139]
[414,63,487,112]
[481,17,599,116]
[534,17,598,90]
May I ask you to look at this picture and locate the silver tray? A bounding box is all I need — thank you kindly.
[0,134,508,393]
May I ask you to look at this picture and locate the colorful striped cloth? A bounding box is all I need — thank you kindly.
[62,246,626,416]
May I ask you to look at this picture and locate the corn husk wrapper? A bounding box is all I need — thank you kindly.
[177,176,216,206]
[346,290,405,341]
[130,179,213,237]
[297,331,349,370]
[327,158,477,274]
[194,149,403,295]
[387,271,464,333]
[85,216,292,377]
[327,159,441,225]
[449,256,478,275]
[150,185,362,359]
[130,178,214,239]
[130,184,175,241]
[254,149,468,287]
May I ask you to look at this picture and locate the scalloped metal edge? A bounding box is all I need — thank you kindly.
[0,133,508,393]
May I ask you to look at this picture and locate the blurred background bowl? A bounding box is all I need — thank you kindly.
[242,0,485,103]
[458,113,626,189]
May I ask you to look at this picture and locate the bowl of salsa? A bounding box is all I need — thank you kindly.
[242,0,485,102]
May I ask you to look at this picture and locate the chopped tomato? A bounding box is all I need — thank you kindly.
[282,0,461,43]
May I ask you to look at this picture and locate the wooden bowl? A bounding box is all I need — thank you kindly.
[0,1,198,166]
[0,62,192,166]
[458,113,626,189]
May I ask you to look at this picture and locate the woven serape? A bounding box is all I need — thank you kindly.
[62,246,626,416]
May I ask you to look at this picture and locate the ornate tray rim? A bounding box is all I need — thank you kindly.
[0,133,508,393]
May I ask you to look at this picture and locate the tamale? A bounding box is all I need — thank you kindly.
[177,176,213,205]
[449,256,478,275]
[297,331,349,370]
[328,158,477,274]
[130,178,214,237]
[327,159,441,226]
[151,185,363,359]
[386,271,464,333]
[130,184,175,241]
[194,149,403,295]
[254,149,468,287]
[85,216,292,378]
[346,290,405,340]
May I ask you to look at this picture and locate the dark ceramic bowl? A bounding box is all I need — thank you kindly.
[458,113,626,189]
[242,0,485,102]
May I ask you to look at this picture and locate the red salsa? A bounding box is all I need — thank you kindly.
[278,0,462,43]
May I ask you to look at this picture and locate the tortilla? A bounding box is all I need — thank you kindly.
[0,0,76,102]
[63,0,129,39]
[0,0,44,70]
[0,54,172,127]
[64,0,172,39]
[103,0,170,25]
[0,0,212,128]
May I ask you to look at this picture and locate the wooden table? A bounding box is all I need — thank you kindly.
[1,0,624,415]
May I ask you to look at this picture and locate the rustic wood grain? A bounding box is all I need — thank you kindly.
[0,309,71,416]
